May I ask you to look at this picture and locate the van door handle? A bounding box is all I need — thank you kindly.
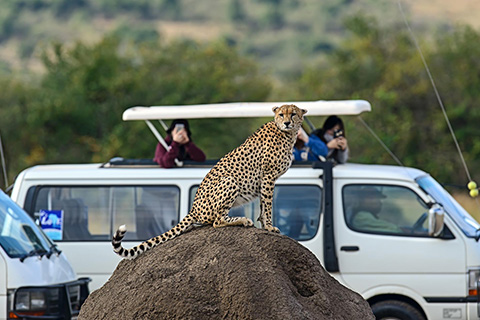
[340,246,359,252]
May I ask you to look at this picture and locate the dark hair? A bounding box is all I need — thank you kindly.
[312,115,345,143]
[166,119,192,137]
[323,115,344,131]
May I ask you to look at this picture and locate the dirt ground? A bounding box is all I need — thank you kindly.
[79,226,374,320]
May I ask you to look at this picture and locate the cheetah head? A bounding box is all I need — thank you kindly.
[272,104,307,132]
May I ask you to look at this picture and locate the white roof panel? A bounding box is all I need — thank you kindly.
[122,100,371,121]
[16,163,422,183]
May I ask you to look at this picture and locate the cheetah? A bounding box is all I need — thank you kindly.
[112,104,307,259]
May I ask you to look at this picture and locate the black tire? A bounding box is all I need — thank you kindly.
[371,300,426,320]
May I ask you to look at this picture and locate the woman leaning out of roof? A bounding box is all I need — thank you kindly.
[293,126,328,161]
[312,115,349,164]
[154,119,206,168]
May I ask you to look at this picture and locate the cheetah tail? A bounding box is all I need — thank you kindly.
[111,216,194,259]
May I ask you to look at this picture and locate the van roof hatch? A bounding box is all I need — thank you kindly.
[122,100,371,121]
[122,100,371,166]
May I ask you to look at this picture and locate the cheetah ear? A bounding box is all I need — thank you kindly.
[301,108,308,115]
[272,106,279,113]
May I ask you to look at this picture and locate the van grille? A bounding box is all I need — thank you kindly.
[8,278,90,320]
[67,283,81,313]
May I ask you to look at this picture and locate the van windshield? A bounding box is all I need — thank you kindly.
[0,191,52,258]
[417,175,480,238]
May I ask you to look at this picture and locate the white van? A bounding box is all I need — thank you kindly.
[0,189,89,320]
[9,100,480,320]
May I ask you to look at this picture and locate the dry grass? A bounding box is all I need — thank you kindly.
[405,0,480,28]
[156,21,228,42]
[453,192,480,222]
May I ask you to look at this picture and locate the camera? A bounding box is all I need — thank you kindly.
[175,123,185,133]
[333,129,344,138]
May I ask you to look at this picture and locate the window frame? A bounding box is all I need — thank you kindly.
[189,183,323,241]
[341,183,436,238]
[273,184,323,241]
[25,184,181,242]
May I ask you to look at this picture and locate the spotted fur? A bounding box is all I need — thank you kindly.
[112,104,307,259]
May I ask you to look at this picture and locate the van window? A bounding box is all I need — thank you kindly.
[189,184,322,241]
[343,184,430,236]
[0,191,53,258]
[273,185,322,241]
[189,186,261,223]
[29,186,180,241]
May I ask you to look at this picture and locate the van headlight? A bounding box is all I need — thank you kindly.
[468,269,480,317]
[468,269,480,297]
[16,290,46,310]
[7,287,59,318]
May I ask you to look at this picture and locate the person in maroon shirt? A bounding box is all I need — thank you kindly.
[153,119,206,168]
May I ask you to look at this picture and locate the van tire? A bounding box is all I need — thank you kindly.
[371,300,426,320]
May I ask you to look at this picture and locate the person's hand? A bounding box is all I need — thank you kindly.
[297,129,309,144]
[172,128,190,145]
[327,138,340,150]
[337,137,348,151]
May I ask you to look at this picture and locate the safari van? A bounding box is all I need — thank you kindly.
[10,100,480,320]
[0,189,89,320]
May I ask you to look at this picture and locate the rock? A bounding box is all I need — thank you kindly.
[79,226,374,320]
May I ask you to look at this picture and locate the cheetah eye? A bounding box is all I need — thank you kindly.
[279,114,284,118]
[292,113,296,117]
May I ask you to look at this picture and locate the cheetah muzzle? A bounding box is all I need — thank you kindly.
[112,104,307,259]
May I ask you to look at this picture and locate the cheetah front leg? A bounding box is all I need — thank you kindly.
[258,175,280,233]
[212,176,254,228]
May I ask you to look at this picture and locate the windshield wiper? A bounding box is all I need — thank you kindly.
[19,248,47,262]
[46,244,62,258]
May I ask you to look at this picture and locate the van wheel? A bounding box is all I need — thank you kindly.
[371,300,425,320]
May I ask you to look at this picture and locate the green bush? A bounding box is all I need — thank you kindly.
[0,36,271,189]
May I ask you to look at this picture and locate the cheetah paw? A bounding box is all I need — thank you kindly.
[266,226,280,233]
[244,218,254,227]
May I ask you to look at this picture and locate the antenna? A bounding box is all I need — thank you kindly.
[0,132,8,189]
[357,116,403,167]
[398,1,479,199]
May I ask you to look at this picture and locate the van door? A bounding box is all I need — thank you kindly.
[24,185,181,291]
[188,184,323,242]
[335,182,467,300]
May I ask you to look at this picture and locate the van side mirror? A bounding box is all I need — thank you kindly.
[428,203,445,237]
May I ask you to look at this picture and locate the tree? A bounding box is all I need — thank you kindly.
[292,15,480,186]
[0,35,271,189]
[256,0,285,29]
[0,76,37,187]
[229,0,247,23]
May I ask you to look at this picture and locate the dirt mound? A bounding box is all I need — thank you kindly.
[79,226,374,320]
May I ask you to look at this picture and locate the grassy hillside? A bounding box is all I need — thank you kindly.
[0,0,478,78]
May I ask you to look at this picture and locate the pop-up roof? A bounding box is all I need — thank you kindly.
[122,100,371,166]
[122,100,371,121]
